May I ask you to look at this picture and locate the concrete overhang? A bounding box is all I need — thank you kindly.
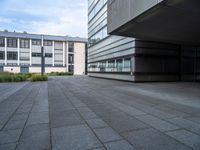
[108,0,200,45]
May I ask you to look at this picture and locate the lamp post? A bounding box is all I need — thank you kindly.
[41,35,45,76]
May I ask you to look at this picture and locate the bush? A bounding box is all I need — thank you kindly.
[31,74,48,82]
[0,72,32,83]
[47,72,73,76]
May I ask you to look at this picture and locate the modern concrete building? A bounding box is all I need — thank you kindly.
[0,31,87,74]
[88,0,199,82]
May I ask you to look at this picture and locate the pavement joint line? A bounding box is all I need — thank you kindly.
[14,83,43,150]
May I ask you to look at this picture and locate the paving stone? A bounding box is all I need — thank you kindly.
[10,113,29,121]
[52,125,102,150]
[101,112,148,133]
[17,124,50,150]
[105,140,135,150]
[27,111,49,125]
[0,143,16,150]
[93,127,122,143]
[92,147,106,150]
[0,129,22,145]
[81,111,99,120]
[166,129,200,150]
[123,128,192,150]
[136,114,180,132]
[4,119,26,130]
[86,118,108,129]
[77,106,92,113]
[168,117,200,134]
[50,109,84,128]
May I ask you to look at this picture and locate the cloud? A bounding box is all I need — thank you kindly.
[0,0,88,37]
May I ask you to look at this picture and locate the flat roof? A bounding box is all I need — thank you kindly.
[0,31,88,43]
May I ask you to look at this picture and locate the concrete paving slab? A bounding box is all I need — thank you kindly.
[52,125,102,150]
[104,140,135,150]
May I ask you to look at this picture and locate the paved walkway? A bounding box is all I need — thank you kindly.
[0,76,200,150]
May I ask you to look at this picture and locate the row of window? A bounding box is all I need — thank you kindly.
[0,38,75,51]
[88,0,107,21]
[89,26,108,46]
[0,51,53,60]
[88,58,131,72]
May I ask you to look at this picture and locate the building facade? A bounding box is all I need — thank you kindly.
[0,31,87,74]
[88,0,200,82]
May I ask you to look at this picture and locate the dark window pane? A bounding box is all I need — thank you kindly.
[7,52,18,60]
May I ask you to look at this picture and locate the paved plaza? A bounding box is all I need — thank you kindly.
[0,76,200,150]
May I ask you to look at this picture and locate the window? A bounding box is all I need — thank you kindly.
[20,39,29,48]
[124,58,131,68]
[68,54,74,63]
[32,39,41,45]
[20,52,30,61]
[0,38,5,47]
[45,53,52,57]
[108,60,115,68]
[88,0,108,21]
[32,53,41,57]
[7,52,18,60]
[7,38,17,48]
[0,51,4,59]
[44,40,52,46]
[89,26,108,46]
[68,42,74,52]
[116,59,123,72]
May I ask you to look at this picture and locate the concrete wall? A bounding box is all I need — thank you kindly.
[74,43,86,75]
[4,66,20,73]
[107,0,163,33]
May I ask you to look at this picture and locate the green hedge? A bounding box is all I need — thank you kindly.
[0,72,31,83]
[47,72,73,76]
[31,74,48,82]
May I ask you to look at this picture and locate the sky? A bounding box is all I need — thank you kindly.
[0,0,88,38]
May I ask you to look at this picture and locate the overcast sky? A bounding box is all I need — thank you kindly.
[0,0,88,37]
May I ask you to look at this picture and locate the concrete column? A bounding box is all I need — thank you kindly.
[52,41,55,66]
[63,42,65,66]
[66,41,69,71]
[17,38,20,65]
[5,37,7,65]
[29,39,32,66]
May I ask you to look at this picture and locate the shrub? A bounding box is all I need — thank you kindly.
[0,72,32,83]
[31,74,48,82]
[47,72,73,76]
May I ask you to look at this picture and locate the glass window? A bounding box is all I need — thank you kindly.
[116,59,123,72]
[0,51,4,59]
[68,54,74,63]
[32,39,41,45]
[44,40,52,46]
[0,38,5,47]
[7,52,18,60]
[32,53,41,57]
[89,26,108,46]
[20,39,30,48]
[108,60,115,68]
[124,58,131,68]
[88,0,108,21]
[45,53,52,57]
[68,42,74,52]
[7,38,17,48]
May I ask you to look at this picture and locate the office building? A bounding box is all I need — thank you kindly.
[0,31,87,74]
[88,0,199,82]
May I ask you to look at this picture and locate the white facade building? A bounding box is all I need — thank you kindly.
[0,31,87,75]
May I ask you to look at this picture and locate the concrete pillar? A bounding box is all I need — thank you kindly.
[63,42,65,67]
[52,41,55,66]
[66,42,69,71]
[5,37,7,65]
[30,39,32,66]
[17,38,20,65]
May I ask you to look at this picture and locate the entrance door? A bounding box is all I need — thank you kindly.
[20,67,29,73]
